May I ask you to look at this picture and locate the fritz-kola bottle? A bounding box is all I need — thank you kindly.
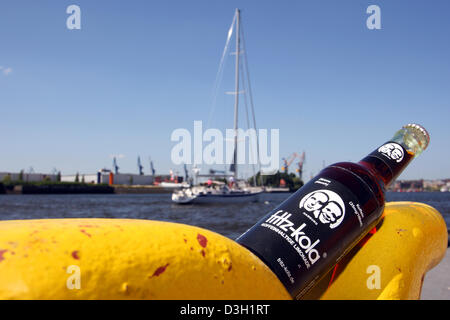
[236,123,430,299]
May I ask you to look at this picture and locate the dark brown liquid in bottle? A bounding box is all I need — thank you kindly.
[360,150,415,187]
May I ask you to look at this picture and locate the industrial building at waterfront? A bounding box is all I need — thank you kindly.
[1,169,183,187]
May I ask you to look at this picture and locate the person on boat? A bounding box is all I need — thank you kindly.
[228,176,235,189]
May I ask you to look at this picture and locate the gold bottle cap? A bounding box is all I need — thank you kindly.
[403,123,430,151]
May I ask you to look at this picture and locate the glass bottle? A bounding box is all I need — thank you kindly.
[236,123,430,299]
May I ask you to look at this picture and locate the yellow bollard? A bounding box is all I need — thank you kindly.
[305,202,448,300]
[0,218,290,299]
[0,202,447,299]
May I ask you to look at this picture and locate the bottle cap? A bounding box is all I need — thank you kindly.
[403,123,430,151]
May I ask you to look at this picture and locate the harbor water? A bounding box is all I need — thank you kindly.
[0,192,449,240]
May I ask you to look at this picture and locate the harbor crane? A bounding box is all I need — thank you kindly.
[295,151,306,180]
[113,157,119,174]
[137,156,144,175]
[281,152,298,174]
[149,157,156,178]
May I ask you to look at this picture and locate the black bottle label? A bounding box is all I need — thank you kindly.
[237,175,380,299]
[369,141,411,175]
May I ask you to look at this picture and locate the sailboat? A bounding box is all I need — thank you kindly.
[172,9,263,204]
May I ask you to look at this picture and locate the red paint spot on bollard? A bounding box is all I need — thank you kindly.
[79,225,99,228]
[197,234,207,248]
[80,229,92,238]
[151,263,169,277]
[0,249,8,263]
[72,251,80,260]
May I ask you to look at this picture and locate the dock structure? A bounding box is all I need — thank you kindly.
[0,172,58,183]
[61,171,154,186]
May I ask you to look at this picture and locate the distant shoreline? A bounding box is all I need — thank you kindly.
[0,182,172,194]
[1,182,449,195]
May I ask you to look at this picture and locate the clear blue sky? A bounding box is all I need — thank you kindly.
[0,0,449,181]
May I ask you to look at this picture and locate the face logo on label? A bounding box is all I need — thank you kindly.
[378,143,404,163]
[299,190,346,229]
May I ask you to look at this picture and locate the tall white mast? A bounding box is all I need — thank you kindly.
[233,8,240,180]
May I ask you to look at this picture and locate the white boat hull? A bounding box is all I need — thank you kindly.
[172,189,262,204]
[264,187,291,193]
[160,182,190,189]
[191,192,261,204]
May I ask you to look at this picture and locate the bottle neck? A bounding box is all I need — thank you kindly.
[359,140,414,188]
